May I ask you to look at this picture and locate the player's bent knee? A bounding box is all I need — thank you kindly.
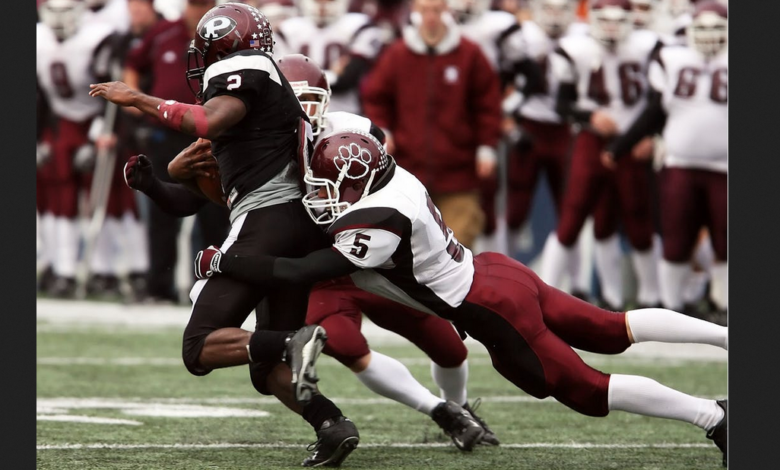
[552,371,611,417]
[181,334,212,377]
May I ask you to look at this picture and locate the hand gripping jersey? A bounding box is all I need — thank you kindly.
[552,29,660,132]
[457,10,526,72]
[327,164,475,316]
[36,21,115,123]
[648,46,727,172]
[519,20,586,123]
[274,13,384,114]
[202,50,309,208]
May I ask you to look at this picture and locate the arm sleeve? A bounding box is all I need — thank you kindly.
[555,83,592,125]
[144,178,210,217]
[360,44,398,131]
[550,48,592,124]
[607,90,667,158]
[218,247,359,285]
[330,55,373,93]
[470,48,503,148]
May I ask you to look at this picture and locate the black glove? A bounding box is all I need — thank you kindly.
[123,154,154,192]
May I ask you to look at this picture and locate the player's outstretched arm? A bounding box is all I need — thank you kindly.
[195,247,358,285]
[89,81,246,140]
[124,154,209,217]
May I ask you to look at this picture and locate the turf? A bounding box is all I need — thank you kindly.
[37,306,727,470]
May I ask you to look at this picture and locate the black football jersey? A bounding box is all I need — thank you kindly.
[202,49,309,207]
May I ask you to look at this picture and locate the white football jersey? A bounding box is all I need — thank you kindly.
[648,46,727,172]
[457,10,525,71]
[519,20,587,123]
[275,13,384,114]
[37,21,115,123]
[327,165,475,315]
[552,29,660,132]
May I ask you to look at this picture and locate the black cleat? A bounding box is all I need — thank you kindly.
[463,398,499,446]
[706,399,727,467]
[285,325,328,406]
[302,416,360,467]
[431,400,485,451]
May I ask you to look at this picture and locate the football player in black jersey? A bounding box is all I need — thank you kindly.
[90,3,358,467]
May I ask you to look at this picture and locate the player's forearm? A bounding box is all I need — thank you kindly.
[607,93,667,158]
[218,248,357,286]
[144,178,209,217]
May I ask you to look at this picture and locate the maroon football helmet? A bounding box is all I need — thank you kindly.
[687,1,727,57]
[277,54,331,136]
[186,2,274,99]
[302,130,390,225]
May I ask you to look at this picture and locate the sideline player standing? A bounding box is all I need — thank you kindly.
[90,3,359,467]
[604,1,728,322]
[197,129,728,467]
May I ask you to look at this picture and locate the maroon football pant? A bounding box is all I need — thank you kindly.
[37,119,138,218]
[306,277,468,368]
[506,119,572,229]
[447,252,630,417]
[556,131,654,250]
[660,167,727,262]
[37,119,91,218]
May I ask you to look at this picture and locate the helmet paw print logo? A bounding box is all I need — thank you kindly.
[335,143,372,179]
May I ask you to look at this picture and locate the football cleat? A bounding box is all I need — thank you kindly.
[431,400,485,451]
[463,398,500,446]
[706,399,727,467]
[285,325,328,406]
[302,416,360,467]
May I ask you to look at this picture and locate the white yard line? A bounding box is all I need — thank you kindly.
[37,442,714,450]
[37,395,725,408]
[36,298,727,361]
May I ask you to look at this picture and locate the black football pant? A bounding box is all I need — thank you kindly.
[182,200,330,394]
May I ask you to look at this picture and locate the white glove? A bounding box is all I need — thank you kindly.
[73,144,97,173]
[36,142,52,168]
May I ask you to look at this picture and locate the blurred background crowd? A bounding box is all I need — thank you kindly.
[36,0,728,325]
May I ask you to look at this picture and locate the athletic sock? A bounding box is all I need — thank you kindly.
[659,260,689,310]
[608,374,724,430]
[626,308,727,350]
[709,262,728,311]
[594,234,624,308]
[302,394,344,431]
[431,360,468,406]
[355,351,443,415]
[539,233,574,289]
[630,247,660,306]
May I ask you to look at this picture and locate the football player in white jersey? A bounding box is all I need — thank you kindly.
[448,0,529,256]
[123,53,496,450]
[604,1,728,324]
[541,0,662,311]
[274,0,386,114]
[196,128,728,467]
[504,0,591,297]
[37,0,116,297]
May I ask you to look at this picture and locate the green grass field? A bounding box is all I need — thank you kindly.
[37,299,727,469]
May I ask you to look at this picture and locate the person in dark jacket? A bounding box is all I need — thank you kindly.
[361,0,502,249]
